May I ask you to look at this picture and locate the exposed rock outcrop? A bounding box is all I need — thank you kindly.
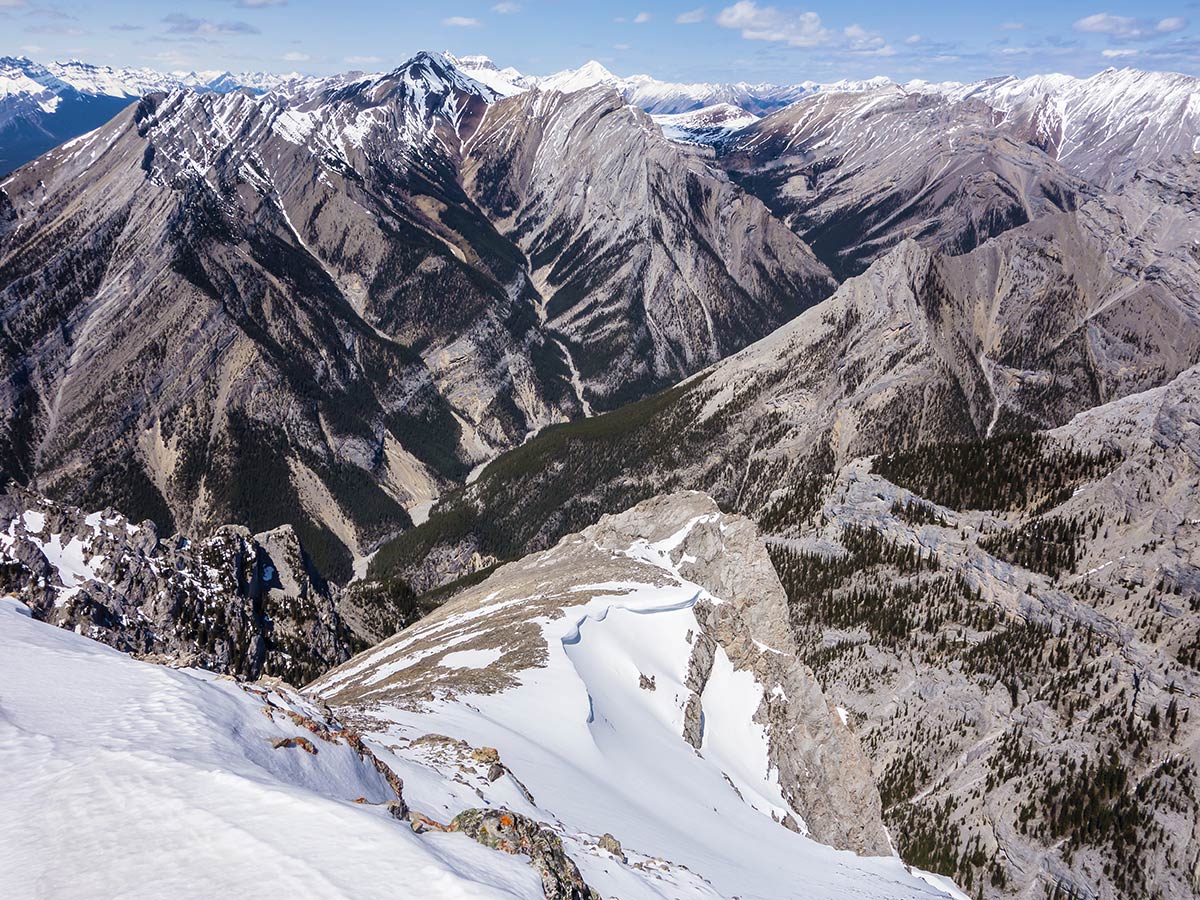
[0,483,354,683]
[451,808,601,900]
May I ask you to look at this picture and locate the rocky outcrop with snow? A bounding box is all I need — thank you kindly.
[652,103,759,144]
[310,492,950,900]
[0,490,962,900]
[0,483,354,683]
[0,594,566,900]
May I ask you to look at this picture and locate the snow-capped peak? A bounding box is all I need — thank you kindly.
[441,51,530,97]
[536,59,621,94]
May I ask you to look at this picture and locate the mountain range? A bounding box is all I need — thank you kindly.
[0,51,833,580]
[0,56,317,174]
[1,44,1198,900]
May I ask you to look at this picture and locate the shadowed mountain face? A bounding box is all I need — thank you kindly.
[463,88,833,408]
[716,88,1083,280]
[0,52,834,579]
[713,70,1200,281]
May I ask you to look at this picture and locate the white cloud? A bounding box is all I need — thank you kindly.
[282,51,309,61]
[843,22,888,52]
[491,2,521,12]
[0,0,27,7]
[634,11,651,23]
[998,21,1026,31]
[441,15,481,27]
[345,55,382,65]
[614,42,631,50]
[237,0,287,7]
[905,34,922,45]
[1102,47,1140,57]
[1073,12,1187,40]
[162,13,259,36]
[715,1,831,47]
[676,7,706,24]
[19,44,44,54]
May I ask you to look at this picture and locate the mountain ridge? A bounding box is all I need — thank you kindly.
[0,50,832,579]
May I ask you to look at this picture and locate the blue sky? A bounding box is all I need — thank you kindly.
[3,1,1199,82]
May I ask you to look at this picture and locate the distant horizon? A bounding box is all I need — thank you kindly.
[2,1,1198,84]
[6,48,1196,91]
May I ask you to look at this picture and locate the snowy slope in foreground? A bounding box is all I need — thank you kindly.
[0,595,545,900]
[314,493,958,900]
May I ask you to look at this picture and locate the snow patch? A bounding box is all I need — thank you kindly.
[439,647,505,670]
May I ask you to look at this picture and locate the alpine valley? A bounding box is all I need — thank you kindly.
[1,43,1198,900]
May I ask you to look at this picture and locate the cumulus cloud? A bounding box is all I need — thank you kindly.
[1073,13,1186,40]
[715,1,831,47]
[441,15,481,27]
[676,7,706,24]
[843,23,890,53]
[905,34,922,45]
[714,3,894,54]
[634,11,651,23]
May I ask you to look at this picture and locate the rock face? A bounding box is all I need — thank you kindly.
[450,808,601,900]
[715,69,1200,280]
[0,483,354,683]
[762,365,1200,900]
[576,492,890,854]
[463,89,832,408]
[0,52,833,578]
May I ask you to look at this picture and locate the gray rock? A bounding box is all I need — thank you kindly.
[0,483,354,683]
[450,808,601,900]
[597,832,625,863]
